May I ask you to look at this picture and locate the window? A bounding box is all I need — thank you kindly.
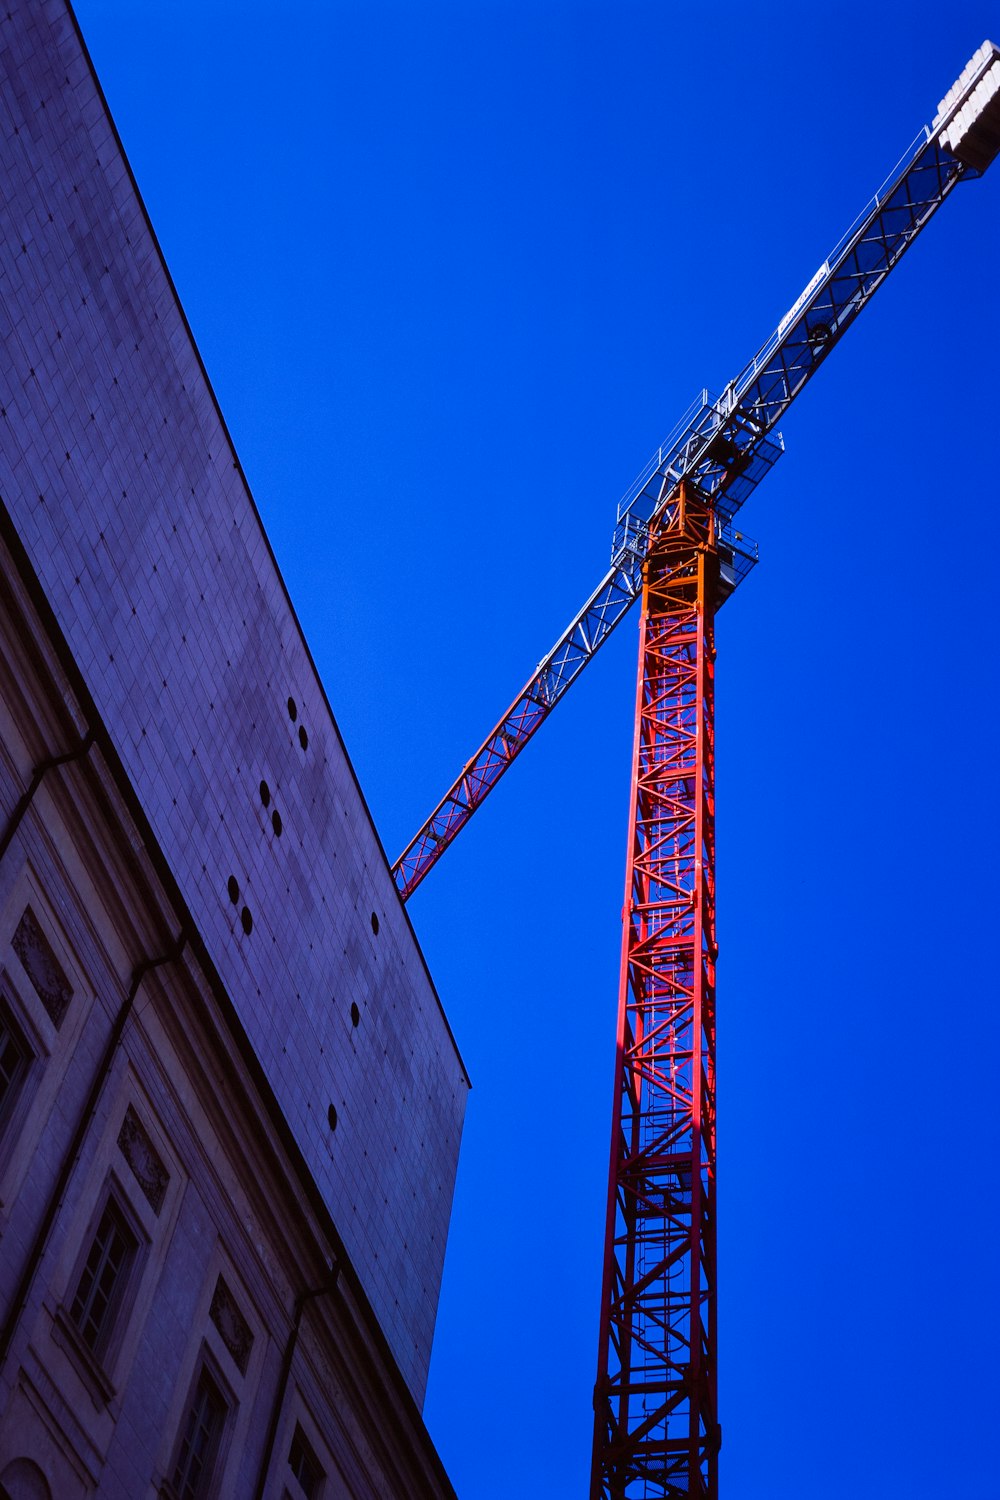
[288,1423,323,1498]
[0,1005,30,1132]
[68,1196,138,1354]
[171,1366,227,1500]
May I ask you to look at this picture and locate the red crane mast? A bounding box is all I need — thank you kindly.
[592,484,720,1495]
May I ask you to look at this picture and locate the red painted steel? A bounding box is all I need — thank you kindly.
[592,483,720,1499]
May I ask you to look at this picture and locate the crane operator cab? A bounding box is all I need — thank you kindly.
[716,523,758,607]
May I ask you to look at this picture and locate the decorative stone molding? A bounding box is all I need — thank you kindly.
[117,1107,169,1216]
[210,1277,253,1376]
[12,907,72,1028]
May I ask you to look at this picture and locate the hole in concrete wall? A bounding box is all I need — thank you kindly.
[287,697,297,722]
[298,725,308,751]
[327,1104,338,1131]
[370,912,379,936]
[350,1001,360,1028]
[259,780,270,807]
[272,810,282,837]
[240,906,253,936]
[227,876,239,904]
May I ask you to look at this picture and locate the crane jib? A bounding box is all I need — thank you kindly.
[393,76,993,902]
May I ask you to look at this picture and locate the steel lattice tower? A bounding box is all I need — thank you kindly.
[592,484,720,1499]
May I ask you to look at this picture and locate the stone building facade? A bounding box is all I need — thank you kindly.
[0,2,469,1496]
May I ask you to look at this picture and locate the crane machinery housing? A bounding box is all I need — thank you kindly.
[394,39,1000,1500]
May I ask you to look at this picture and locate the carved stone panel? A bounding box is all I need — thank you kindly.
[210,1276,253,1375]
[12,907,72,1028]
[117,1106,169,1216]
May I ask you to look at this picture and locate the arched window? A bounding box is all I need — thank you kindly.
[0,1456,53,1500]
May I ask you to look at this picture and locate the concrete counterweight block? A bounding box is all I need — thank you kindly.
[933,41,1000,173]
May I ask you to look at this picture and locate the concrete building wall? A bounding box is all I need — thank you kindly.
[0,0,468,1404]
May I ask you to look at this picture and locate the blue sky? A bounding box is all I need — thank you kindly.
[73,4,1000,1497]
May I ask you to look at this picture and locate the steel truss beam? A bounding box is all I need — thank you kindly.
[592,484,719,1500]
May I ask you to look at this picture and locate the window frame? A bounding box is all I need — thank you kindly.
[0,996,33,1139]
[0,873,94,1209]
[287,1420,325,1499]
[56,1175,147,1393]
[162,1349,235,1500]
[67,1191,140,1358]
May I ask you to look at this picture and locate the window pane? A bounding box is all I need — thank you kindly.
[288,1423,323,1497]
[0,1008,29,1126]
[69,1199,136,1353]
[172,1367,227,1500]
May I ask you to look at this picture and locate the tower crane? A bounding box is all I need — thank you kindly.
[393,43,1000,1500]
